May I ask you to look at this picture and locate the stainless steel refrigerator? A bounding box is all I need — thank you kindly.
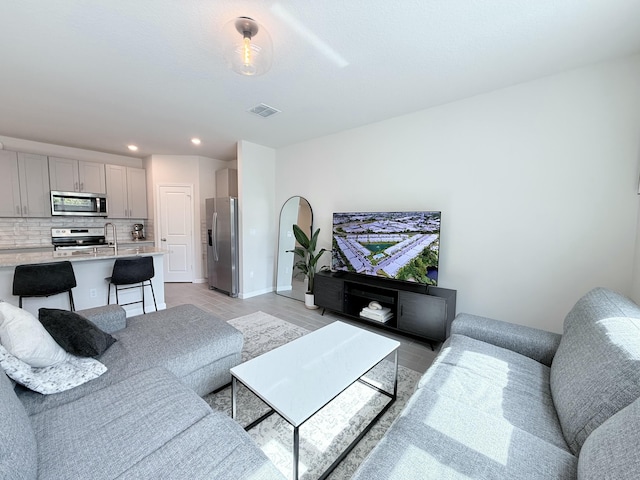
[206,197,239,297]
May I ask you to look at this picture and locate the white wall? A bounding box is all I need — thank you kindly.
[237,141,276,298]
[275,55,640,333]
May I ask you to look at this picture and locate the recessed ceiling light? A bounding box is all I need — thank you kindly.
[191,138,201,145]
[127,145,138,151]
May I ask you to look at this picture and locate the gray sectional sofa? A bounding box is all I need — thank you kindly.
[2,304,285,480]
[353,287,640,479]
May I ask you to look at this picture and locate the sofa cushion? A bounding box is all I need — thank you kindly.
[119,407,285,479]
[352,386,577,480]
[114,304,243,382]
[31,367,283,480]
[550,288,640,454]
[0,344,107,394]
[76,304,127,334]
[0,371,37,480]
[17,304,243,415]
[418,334,568,450]
[38,308,116,357]
[578,396,640,480]
[0,301,69,367]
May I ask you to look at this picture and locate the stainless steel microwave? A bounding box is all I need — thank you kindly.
[51,191,108,217]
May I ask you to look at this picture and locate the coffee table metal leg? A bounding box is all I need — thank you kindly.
[293,426,300,480]
[231,376,237,419]
[393,349,398,398]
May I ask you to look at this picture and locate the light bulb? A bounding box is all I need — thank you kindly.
[243,36,252,68]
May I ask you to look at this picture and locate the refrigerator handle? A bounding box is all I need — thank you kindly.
[207,229,213,246]
[213,212,219,261]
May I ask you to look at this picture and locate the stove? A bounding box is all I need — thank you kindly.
[51,227,106,250]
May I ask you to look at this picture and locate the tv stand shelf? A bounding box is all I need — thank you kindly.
[315,271,456,343]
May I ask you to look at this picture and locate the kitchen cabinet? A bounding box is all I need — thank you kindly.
[49,157,106,194]
[0,151,50,217]
[105,165,147,219]
[215,168,238,197]
[0,151,21,217]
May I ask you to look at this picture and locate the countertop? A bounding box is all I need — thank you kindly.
[0,241,155,254]
[0,246,166,268]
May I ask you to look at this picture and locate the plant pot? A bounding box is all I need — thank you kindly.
[305,293,319,309]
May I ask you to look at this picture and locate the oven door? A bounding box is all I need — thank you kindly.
[51,191,108,217]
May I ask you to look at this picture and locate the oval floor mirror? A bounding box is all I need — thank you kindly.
[276,196,312,301]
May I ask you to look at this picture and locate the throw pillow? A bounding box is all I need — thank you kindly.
[38,308,116,357]
[0,344,107,395]
[0,301,69,367]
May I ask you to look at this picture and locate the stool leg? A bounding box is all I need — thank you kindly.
[69,290,75,311]
[141,282,146,314]
[149,281,157,312]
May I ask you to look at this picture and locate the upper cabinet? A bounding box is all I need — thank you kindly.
[0,151,50,217]
[0,151,22,217]
[215,168,238,197]
[49,157,106,194]
[105,165,147,219]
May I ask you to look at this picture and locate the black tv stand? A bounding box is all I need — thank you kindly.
[314,271,456,344]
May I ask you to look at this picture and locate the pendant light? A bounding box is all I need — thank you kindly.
[223,17,273,77]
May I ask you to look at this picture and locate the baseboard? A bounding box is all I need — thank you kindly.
[239,287,275,299]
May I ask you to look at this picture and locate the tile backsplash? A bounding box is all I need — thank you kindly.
[0,217,151,249]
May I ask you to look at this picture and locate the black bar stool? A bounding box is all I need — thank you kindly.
[106,256,157,314]
[13,261,77,310]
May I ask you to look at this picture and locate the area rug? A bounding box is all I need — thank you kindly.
[203,311,422,480]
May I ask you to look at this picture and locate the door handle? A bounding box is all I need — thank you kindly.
[161,238,167,242]
[213,212,219,261]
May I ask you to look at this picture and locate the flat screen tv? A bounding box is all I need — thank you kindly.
[332,211,441,286]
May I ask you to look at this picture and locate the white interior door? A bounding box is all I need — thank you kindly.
[158,185,194,282]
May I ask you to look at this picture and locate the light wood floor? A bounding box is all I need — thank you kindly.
[165,282,440,373]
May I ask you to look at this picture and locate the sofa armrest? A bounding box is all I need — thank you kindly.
[451,313,561,366]
[76,305,127,334]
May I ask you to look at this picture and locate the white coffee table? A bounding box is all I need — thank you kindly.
[230,321,400,480]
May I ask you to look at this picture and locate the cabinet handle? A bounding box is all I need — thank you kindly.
[80,182,84,192]
[400,305,403,316]
[23,205,27,215]
[75,182,79,191]
[16,205,20,215]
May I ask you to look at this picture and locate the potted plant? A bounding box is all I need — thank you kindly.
[287,224,327,309]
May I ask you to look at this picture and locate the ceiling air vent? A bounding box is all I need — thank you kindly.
[248,103,281,118]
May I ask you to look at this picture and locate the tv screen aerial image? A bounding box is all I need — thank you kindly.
[332,211,441,285]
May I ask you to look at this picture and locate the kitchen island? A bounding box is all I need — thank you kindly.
[0,246,166,317]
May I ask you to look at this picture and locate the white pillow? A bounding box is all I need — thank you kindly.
[0,344,106,395]
[0,301,69,367]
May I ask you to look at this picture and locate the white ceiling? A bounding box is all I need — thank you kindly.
[2,1,640,161]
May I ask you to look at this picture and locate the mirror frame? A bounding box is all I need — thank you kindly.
[275,196,313,301]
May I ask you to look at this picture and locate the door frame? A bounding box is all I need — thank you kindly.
[155,183,195,283]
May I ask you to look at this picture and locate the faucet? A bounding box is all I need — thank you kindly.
[104,222,118,255]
